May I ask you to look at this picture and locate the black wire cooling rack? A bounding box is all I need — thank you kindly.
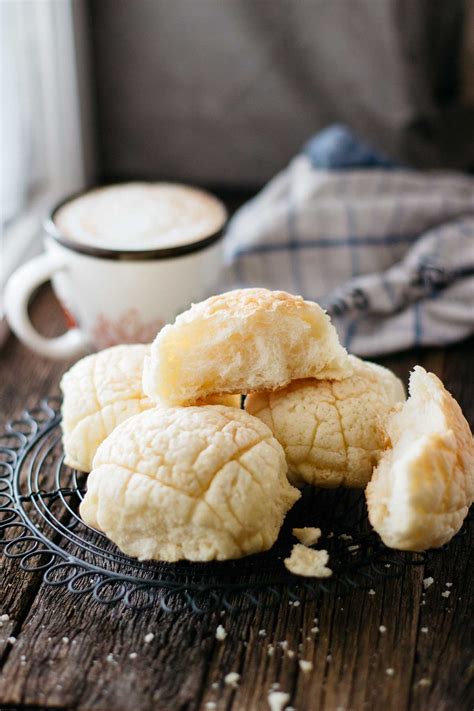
[0,397,466,615]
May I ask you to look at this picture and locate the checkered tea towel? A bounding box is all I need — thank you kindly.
[221,126,474,356]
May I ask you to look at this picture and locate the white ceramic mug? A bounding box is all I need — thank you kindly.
[4,189,227,360]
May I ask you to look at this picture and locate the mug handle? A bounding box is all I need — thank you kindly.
[4,251,90,360]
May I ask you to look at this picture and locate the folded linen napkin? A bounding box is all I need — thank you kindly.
[222,125,474,356]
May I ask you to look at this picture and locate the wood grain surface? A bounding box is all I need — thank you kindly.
[0,287,472,711]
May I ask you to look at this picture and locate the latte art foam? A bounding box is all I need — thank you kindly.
[54,183,227,251]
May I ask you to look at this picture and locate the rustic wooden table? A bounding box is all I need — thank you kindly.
[0,287,472,711]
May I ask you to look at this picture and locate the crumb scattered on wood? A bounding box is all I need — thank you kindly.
[215,625,227,641]
[267,690,290,711]
[224,672,240,688]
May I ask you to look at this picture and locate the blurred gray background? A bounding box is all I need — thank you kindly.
[89,0,474,188]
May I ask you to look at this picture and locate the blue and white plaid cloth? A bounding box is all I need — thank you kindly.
[222,125,474,356]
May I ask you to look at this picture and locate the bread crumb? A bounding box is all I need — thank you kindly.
[287,650,295,659]
[106,653,114,663]
[368,589,376,595]
[268,691,290,711]
[423,577,434,589]
[224,672,240,688]
[292,600,300,607]
[215,625,227,641]
[418,678,431,687]
[441,590,451,598]
[326,654,332,662]
[299,660,313,673]
[211,682,218,690]
[0,614,10,622]
[339,533,352,541]
[292,527,321,546]
[7,637,16,644]
[421,627,428,634]
[379,625,387,633]
[311,626,319,634]
[279,641,288,650]
[284,545,332,578]
[258,629,267,637]
[62,637,69,644]
[144,632,155,643]
[386,668,395,676]
[445,582,453,587]
[348,545,359,552]
[267,645,275,657]
[129,652,138,659]
[270,682,280,690]
[205,703,217,710]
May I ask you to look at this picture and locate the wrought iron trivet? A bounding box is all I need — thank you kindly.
[0,397,467,614]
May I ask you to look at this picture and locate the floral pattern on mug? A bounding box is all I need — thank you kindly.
[91,309,165,349]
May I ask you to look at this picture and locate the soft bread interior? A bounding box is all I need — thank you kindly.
[144,289,349,405]
[367,366,473,550]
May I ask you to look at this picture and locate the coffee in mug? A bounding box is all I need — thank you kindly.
[4,183,228,359]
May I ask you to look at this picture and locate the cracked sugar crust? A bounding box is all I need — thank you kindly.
[366,366,474,551]
[246,356,405,488]
[60,345,154,472]
[143,288,351,406]
[60,346,242,473]
[80,405,301,562]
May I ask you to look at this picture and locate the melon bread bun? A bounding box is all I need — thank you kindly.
[143,288,351,406]
[60,345,153,473]
[61,345,241,472]
[366,367,474,551]
[246,356,405,488]
[80,405,300,562]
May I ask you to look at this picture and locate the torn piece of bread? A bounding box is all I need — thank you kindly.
[143,288,350,406]
[61,344,154,472]
[80,405,300,562]
[366,366,474,551]
[292,527,321,546]
[246,356,405,488]
[284,544,332,578]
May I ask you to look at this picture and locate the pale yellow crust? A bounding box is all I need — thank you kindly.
[366,367,474,551]
[246,356,405,488]
[143,288,351,406]
[80,405,300,562]
[61,346,242,473]
[60,345,154,472]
